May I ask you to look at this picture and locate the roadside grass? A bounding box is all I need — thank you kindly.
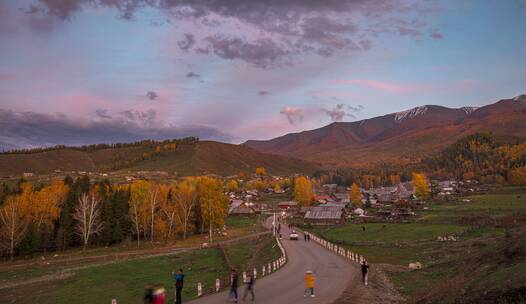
[224,234,282,272]
[225,217,258,229]
[2,248,226,304]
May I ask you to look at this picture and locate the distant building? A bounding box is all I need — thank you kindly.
[229,200,257,216]
[277,201,298,210]
[304,206,345,226]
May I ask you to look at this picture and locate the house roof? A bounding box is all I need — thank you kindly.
[278,201,298,207]
[229,206,256,214]
[304,206,343,220]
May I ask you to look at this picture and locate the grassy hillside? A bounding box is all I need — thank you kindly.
[128,141,317,176]
[0,141,317,177]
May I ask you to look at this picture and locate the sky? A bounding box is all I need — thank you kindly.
[0,0,525,149]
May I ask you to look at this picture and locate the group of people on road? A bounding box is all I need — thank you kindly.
[142,231,370,303]
[302,259,369,299]
[228,268,256,303]
[143,268,185,304]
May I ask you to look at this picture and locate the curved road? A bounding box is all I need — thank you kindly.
[188,221,356,304]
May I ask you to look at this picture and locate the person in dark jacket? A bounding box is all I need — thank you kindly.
[229,268,239,303]
[361,260,369,285]
[172,269,185,304]
[242,272,255,302]
[144,284,155,304]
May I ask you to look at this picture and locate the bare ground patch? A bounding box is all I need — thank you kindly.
[333,263,406,304]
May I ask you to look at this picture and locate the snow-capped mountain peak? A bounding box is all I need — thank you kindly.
[461,106,478,115]
[512,94,526,102]
[394,106,428,122]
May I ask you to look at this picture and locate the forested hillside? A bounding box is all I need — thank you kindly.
[0,138,317,177]
[430,133,526,184]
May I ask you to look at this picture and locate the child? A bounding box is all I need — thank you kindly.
[152,285,166,304]
[304,270,315,298]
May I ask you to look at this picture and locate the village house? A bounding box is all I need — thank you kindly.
[304,206,345,226]
[228,200,257,217]
[277,201,299,211]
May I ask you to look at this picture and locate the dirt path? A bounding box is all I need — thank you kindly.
[333,263,406,304]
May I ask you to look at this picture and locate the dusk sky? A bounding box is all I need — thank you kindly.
[1,0,525,149]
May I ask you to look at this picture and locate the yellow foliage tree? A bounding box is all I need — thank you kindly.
[0,196,30,259]
[255,167,266,176]
[294,176,314,206]
[389,174,401,186]
[349,183,362,207]
[33,181,69,231]
[274,182,282,193]
[199,177,228,242]
[508,166,526,185]
[130,180,149,247]
[412,173,430,200]
[226,180,239,192]
[173,178,198,240]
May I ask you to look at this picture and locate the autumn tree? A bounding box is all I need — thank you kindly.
[144,183,167,242]
[255,167,266,176]
[389,174,401,186]
[0,196,30,259]
[361,175,372,190]
[199,177,228,243]
[349,183,362,207]
[33,181,69,232]
[294,176,314,206]
[173,179,197,240]
[412,173,430,200]
[508,166,526,186]
[74,193,103,249]
[226,180,239,193]
[130,180,148,247]
[274,182,282,193]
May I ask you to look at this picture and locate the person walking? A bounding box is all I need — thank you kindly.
[229,268,239,303]
[361,260,369,286]
[152,285,166,304]
[307,233,310,242]
[304,270,315,298]
[144,284,155,304]
[172,268,185,304]
[304,233,307,242]
[242,272,255,302]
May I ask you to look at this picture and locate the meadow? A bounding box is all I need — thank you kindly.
[309,187,526,303]
[0,233,281,304]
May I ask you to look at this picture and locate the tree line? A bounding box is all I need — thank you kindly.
[0,175,228,259]
[0,137,199,155]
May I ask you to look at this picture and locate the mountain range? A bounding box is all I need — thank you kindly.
[2,94,525,176]
[245,94,526,168]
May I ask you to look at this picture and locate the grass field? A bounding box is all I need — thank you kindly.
[309,187,526,303]
[1,234,280,304]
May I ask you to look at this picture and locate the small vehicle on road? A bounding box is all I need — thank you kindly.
[289,230,299,240]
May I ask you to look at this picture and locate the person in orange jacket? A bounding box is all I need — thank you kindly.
[304,270,315,298]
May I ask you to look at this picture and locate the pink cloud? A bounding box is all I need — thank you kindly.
[310,90,354,98]
[332,79,417,93]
